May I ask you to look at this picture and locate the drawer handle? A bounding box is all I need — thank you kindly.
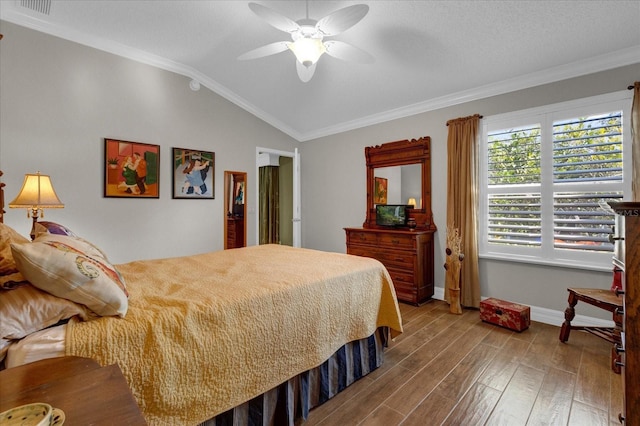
[391,239,400,244]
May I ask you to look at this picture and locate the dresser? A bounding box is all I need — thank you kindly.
[610,202,639,425]
[345,227,434,305]
[226,216,244,249]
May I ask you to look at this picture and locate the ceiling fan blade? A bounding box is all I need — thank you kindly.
[324,40,375,64]
[316,4,369,36]
[237,41,290,61]
[248,2,300,34]
[296,61,317,83]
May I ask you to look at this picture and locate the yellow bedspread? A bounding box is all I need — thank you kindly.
[65,245,403,425]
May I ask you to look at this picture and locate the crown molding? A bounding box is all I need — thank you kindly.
[2,6,638,143]
[301,46,640,141]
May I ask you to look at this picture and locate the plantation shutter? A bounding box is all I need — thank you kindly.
[486,112,623,253]
[552,112,623,252]
[487,124,542,248]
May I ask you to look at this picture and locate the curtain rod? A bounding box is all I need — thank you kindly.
[446,114,483,126]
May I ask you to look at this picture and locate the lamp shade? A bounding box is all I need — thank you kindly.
[288,37,326,67]
[9,173,64,209]
[407,198,417,208]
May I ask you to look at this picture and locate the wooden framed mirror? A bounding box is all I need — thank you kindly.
[224,171,246,249]
[364,137,436,230]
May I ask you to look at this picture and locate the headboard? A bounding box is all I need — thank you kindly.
[0,170,5,223]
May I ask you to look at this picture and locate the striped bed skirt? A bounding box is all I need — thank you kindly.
[200,327,389,426]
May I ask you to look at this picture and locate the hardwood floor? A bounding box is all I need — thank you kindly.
[302,300,624,426]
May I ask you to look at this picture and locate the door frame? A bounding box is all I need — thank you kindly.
[255,147,301,247]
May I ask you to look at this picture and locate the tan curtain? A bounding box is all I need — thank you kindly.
[259,166,279,244]
[632,82,639,201]
[445,114,481,308]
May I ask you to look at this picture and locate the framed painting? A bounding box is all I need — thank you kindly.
[104,138,160,198]
[374,177,387,204]
[172,148,215,199]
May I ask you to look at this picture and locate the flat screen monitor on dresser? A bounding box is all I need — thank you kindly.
[375,204,408,227]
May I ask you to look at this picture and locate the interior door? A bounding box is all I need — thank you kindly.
[256,147,301,247]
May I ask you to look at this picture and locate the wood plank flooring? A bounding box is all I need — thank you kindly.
[301,300,624,426]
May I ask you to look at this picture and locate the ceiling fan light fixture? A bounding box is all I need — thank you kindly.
[288,37,326,67]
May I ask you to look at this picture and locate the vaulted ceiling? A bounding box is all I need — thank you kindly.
[1,1,639,141]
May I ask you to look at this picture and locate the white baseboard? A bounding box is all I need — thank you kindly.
[432,287,614,328]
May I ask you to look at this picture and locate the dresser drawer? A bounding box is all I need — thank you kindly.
[393,281,417,302]
[376,250,416,269]
[378,233,415,250]
[347,231,378,246]
[386,268,415,286]
[346,245,375,259]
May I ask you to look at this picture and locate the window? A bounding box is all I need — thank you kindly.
[479,91,632,270]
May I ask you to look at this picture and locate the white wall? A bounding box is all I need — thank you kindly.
[0,21,297,263]
[1,20,638,322]
[299,63,640,322]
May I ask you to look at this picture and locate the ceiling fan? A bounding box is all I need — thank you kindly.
[238,2,374,82]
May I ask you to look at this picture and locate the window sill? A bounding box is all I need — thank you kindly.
[479,253,613,273]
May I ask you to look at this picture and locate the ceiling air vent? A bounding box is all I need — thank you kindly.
[19,0,52,15]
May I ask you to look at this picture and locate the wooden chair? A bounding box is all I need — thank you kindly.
[559,287,624,372]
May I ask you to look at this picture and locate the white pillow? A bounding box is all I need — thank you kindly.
[11,233,128,317]
[0,283,90,340]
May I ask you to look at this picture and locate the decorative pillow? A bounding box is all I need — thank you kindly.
[0,283,90,340]
[0,223,30,275]
[34,221,77,238]
[11,233,129,317]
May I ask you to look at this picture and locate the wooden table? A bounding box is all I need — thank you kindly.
[0,356,147,425]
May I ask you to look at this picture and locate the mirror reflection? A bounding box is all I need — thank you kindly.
[224,171,246,249]
[373,164,422,208]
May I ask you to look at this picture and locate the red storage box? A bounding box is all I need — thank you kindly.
[480,298,530,332]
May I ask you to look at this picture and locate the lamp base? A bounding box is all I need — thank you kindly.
[29,208,40,240]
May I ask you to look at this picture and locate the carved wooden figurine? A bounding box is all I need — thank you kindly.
[444,226,464,314]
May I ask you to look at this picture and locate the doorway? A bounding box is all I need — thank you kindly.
[224,171,247,249]
[255,147,300,247]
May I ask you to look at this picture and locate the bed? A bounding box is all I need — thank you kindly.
[0,174,403,425]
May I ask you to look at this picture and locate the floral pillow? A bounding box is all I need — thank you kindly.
[34,221,77,238]
[11,233,129,317]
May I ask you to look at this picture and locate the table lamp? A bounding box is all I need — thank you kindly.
[9,172,64,240]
